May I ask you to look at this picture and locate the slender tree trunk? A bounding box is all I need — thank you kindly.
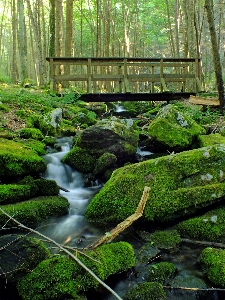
[64,0,74,87]
[11,0,18,82]
[17,0,28,82]
[49,0,56,57]
[205,0,224,113]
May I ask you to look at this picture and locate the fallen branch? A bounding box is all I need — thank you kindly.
[182,238,225,249]
[85,186,150,250]
[0,208,123,300]
[163,285,225,292]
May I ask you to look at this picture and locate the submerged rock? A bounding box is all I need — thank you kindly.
[85,144,225,223]
[148,104,205,151]
[0,234,51,283]
[123,282,166,300]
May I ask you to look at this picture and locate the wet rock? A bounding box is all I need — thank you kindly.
[0,234,51,283]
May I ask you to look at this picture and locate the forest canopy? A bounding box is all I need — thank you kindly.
[0,0,224,89]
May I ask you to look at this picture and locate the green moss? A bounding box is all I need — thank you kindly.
[0,196,69,228]
[175,207,225,242]
[149,230,182,250]
[62,146,95,173]
[85,144,225,223]
[19,128,44,140]
[148,104,205,149]
[145,262,176,284]
[17,138,47,155]
[198,133,225,147]
[93,152,117,176]
[0,138,46,177]
[34,178,59,196]
[199,247,225,288]
[0,184,34,204]
[123,282,166,300]
[17,242,135,300]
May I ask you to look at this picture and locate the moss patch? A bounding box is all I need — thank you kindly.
[198,247,225,288]
[175,207,225,242]
[62,146,95,173]
[123,282,166,300]
[17,242,135,300]
[145,262,176,284]
[0,196,69,228]
[149,230,182,251]
[0,138,46,177]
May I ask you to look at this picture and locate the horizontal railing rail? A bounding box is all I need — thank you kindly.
[46,57,202,94]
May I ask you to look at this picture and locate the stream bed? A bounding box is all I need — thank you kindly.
[35,138,225,300]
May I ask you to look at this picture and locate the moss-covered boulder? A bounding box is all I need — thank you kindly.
[0,184,36,204]
[85,144,225,223]
[0,234,51,283]
[145,262,176,284]
[75,117,139,163]
[0,196,69,228]
[19,128,44,140]
[93,152,117,176]
[34,178,59,196]
[198,133,225,147]
[17,242,135,300]
[0,138,46,178]
[148,104,205,151]
[62,146,95,173]
[175,207,225,242]
[198,247,225,288]
[123,282,166,300]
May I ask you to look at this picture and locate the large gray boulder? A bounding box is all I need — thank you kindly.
[148,104,205,151]
[63,117,139,174]
[86,144,225,223]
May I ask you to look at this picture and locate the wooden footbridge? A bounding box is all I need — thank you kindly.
[46,57,202,102]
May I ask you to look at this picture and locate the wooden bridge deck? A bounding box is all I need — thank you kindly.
[46,57,202,100]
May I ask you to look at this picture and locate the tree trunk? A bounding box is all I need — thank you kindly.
[11,0,18,82]
[49,0,56,57]
[205,0,224,113]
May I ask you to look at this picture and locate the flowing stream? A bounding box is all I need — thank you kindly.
[39,137,104,248]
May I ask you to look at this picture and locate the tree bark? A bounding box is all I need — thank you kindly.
[205,0,224,113]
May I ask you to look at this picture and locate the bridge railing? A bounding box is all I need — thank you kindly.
[46,57,202,94]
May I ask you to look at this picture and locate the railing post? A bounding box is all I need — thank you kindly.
[87,58,92,93]
[49,58,55,91]
[151,66,154,93]
[124,58,130,92]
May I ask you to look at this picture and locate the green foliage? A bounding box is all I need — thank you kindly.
[173,102,220,125]
[122,101,154,114]
[123,282,166,300]
[0,103,9,112]
[0,196,69,228]
[16,139,47,156]
[17,242,135,300]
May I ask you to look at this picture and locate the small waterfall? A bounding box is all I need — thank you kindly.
[39,138,103,246]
